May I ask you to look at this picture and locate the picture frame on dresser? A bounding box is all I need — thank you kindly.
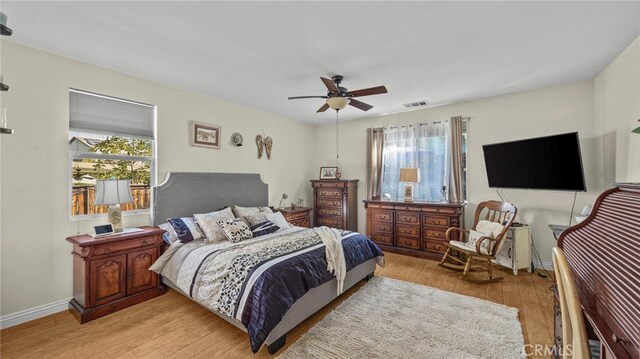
[319,167,338,179]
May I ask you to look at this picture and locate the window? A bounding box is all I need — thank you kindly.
[69,89,155,217]
[380,120,467,201]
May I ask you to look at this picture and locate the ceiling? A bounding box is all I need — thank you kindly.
[2,1,640,125]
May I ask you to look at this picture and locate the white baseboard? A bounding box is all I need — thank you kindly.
[532,259,553,271]
[0,298,71,330]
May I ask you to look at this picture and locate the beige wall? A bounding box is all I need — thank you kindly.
[0,41,316,316]
[594,36,640,186]
[314,81,599,266]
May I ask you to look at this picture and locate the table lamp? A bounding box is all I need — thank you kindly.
[94,179,134,232]
[399,168,420,202]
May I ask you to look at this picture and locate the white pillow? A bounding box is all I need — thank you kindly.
[233,206,274,225]
[476,220,504,239]
[158,223,178,244]
[194,207,235,243]
[467,229,493,255]
[265,212,291,231]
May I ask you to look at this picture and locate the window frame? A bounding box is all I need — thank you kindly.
[68,91,157,221]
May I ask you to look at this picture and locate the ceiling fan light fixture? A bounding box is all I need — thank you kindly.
[326,97,349,111]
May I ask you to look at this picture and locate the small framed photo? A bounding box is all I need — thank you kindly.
[191,122,221,149]
[319,167,338,179]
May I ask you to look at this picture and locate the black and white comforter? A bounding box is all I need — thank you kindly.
[151,227,384,352]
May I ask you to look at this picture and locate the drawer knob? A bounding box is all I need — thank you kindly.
[142,240,148,246]
[612,333,626,343]
[105,247,112,255]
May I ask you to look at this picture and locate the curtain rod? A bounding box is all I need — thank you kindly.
[366,117,470,132]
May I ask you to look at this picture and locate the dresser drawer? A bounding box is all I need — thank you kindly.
[93,237,157,256]
[289,217,311,228]
[396,225,419,237]
[318,208,342,217]
[397,236,420,250]
[423,215,450,228]
[422,206,456,215]
[396,212,420,224]
[424,228,447,241]
[371,233,393,245]
[371,221,393,233]
[423,240,447,253]
[318,198,342,208]
[372,210,393,223]
[317,189,342,198]
[317,217,343,228]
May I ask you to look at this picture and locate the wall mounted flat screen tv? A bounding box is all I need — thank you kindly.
[482,132,586,191]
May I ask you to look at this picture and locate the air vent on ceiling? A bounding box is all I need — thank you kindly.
[403,100,429,108]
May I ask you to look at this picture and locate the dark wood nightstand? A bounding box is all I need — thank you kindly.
[66,226,166,323]
[279,207,313,228]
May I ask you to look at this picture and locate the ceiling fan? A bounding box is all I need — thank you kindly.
[288,75,387,112]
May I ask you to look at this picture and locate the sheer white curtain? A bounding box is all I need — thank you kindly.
[415,121,450,201]
[380,121,450,201]
[381,127,415,199]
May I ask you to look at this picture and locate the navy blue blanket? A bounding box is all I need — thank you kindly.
[240,232,383,353]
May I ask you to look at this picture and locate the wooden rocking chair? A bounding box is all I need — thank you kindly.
[438,200,517,283]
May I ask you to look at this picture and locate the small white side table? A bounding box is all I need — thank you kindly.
[493,225,532,275]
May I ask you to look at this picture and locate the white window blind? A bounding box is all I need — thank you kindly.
[69,89,154,139]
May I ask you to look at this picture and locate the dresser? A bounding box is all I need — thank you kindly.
[66,226,166,323]
[364,200,464,260]
[311,179,358,231]
[279,206,313,228]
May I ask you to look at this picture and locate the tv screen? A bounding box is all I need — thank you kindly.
[482,132,586,191]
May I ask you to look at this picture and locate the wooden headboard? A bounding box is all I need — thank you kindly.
[151,172,269,226]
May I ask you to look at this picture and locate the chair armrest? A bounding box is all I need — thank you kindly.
[475,236,499,255]
[446,227,469,241]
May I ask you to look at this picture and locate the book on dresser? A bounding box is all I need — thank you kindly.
[364,199,465,260]
[311,179,358,231]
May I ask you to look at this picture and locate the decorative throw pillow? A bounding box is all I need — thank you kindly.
[216,218,253,243]
[250,220,280,238]
[245,212,269,226]
[167,217,204,243]
[265,212,291,231]
[194,207,235,243]
[476,220,504,239]
[158,223,178,244]
[232,206,274,225]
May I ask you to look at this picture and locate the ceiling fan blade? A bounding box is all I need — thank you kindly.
[349,99,373,111]
[316,103,330,113]
[348,86,388,98]
[288,95,328,100]
[321,77,339,93]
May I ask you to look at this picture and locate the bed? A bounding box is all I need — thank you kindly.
[150,172,384,354]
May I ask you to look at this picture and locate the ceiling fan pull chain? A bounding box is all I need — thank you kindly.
[336,110,339,168]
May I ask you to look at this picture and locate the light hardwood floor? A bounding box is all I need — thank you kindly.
[0,252,555,358]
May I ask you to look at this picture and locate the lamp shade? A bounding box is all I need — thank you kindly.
[94,179,133,205]
[326,97,349,111]
[399,168,420,183]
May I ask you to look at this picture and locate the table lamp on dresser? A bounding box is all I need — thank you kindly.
[94,179,133,232]
[399,168,420,202]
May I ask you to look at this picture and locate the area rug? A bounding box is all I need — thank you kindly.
[277,276,525,359]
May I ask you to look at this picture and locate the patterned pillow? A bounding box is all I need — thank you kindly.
[232,206,273,224]
[217,218,253,243]
[167,217,204,243]
[467,229,494,255]
[158,223,178,244]
[194,207,235,243]
[245,213,269,226]
[250,220,280,238]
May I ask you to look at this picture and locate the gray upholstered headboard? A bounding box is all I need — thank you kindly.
[152,172,269,226]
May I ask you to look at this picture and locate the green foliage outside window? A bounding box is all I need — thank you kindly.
[87,137,151,185]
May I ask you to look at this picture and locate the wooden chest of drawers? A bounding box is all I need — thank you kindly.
[311,179,358,231]
[364,200,464,260]
[66,226,166,323]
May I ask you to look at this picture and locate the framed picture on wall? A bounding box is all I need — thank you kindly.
[319,167,338,179]
[191,122,221,149]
